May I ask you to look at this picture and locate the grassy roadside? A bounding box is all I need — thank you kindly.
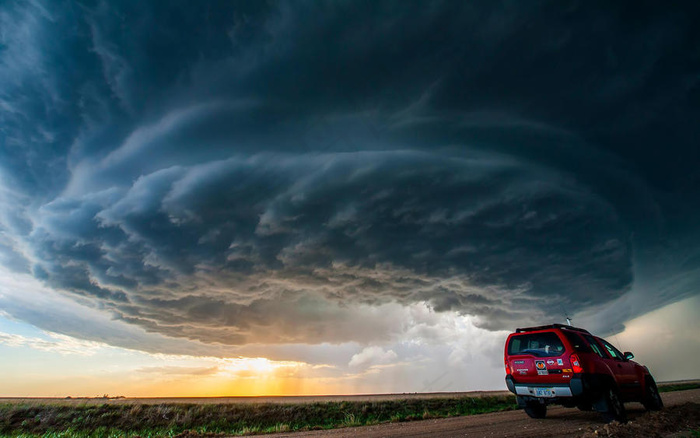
[657,382,700,393]
[3,382,698,438]
[0,395,517,438]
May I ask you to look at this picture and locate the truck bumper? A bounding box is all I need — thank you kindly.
[505,374,605,403]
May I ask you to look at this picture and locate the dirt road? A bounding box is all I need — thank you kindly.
[270,389,700,438]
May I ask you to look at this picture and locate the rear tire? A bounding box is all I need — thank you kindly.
[524,402,547,419]
[642,378,663,411]
[599,386,626,423]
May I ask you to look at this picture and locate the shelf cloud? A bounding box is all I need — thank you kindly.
[1,1,698,352]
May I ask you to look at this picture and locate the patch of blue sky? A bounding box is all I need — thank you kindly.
[0,312,51,339]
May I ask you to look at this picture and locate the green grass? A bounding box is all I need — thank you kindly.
[0,395,518,437]
[658,382,700,393]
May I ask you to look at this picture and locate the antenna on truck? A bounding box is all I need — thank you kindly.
[560,305,572,326]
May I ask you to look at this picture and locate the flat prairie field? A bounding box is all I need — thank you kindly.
[1,380,698,405]
[0,383,697,437]
[0,390,511,406]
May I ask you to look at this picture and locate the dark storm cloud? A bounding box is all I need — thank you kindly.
[1,1,698,345]
[26,149,633,342]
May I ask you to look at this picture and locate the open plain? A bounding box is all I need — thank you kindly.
[0,382,698,437]
[0,390,511,406]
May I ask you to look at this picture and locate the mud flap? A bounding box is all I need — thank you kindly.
[592,397,608,412]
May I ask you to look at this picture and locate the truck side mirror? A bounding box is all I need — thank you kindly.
[623,351,634,360]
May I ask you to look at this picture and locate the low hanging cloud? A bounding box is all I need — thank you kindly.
[0,1,698,352]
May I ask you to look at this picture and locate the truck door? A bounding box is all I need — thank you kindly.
[598,337,640,397]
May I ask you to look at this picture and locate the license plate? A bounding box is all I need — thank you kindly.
[535,388,554,397]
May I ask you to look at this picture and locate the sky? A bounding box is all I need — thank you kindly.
[0,1,698,397]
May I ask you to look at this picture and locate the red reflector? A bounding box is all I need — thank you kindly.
[570,354,584,373]
[505,359,511,375]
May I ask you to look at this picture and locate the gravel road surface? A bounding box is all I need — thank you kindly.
[269,388,700,438]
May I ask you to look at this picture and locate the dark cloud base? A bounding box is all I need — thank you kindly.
[0,1,698,347]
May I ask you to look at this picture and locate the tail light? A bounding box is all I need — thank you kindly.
[570,354,584,373]
[505,359,511,375]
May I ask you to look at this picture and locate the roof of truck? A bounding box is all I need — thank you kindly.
[514,323,591,334]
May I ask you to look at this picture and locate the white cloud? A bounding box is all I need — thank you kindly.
[349,346,398,368]
[0,331,104,356]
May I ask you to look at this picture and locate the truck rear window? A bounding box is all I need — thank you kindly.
[560,330,592,353]
[508,332,565,357]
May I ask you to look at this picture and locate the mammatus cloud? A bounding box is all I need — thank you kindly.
[0,1,698,354]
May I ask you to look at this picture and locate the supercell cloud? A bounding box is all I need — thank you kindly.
[1,1,699,350]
